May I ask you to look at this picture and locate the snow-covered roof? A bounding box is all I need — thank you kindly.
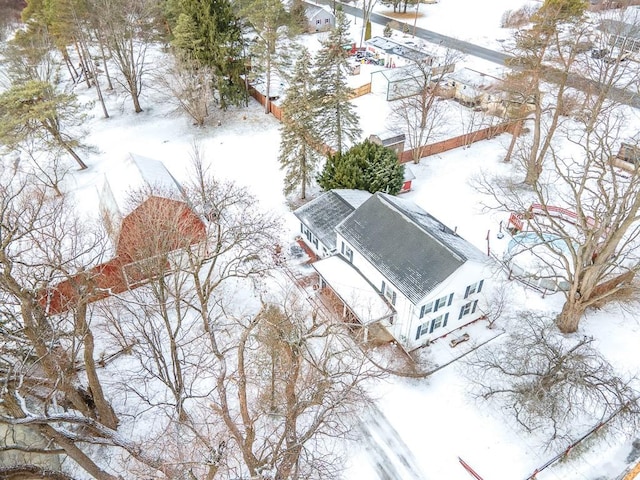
[313,255,395,325]
[337,193,487,304]
[305,4,334,21]
[102,153,184,216]
[449,67,502,90]
[369,130,406,147]
[294,190,372,252]
[366,36,432,63]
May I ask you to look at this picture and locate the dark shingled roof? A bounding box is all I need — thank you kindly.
[294,190,372,253]
[336,193,486,304]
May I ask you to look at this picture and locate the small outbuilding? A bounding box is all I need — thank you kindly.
[369,131,406,156]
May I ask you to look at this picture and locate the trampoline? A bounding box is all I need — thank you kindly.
[504,232,573,292]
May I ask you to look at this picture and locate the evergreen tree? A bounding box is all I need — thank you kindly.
[169,0,247,109]
[312,9,361,155]
[240,0,289,113]
[289,0,308,34]
[0,80,88,169]
[278,49,321,200]
[317,140,403,195]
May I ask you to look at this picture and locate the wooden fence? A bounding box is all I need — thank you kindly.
[249,82,371,119]
[399,119,523,163]
[349,83,372,99]
[248,83,522,165]
[248,86,283,121]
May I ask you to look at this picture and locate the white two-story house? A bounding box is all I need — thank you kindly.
[295,190,492,351]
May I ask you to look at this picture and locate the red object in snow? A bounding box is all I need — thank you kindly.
[458,457,485,480]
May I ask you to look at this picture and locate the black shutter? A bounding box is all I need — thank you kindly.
[416,325,422,340]
[464,285,470,298]
[341,242,344,254]
[458,306,464,320]
[381,281,386,295]
[420,305,425,319]
[429,319,436,333]
[443,313,449,327]
[478,280,484,293]
[472,300,478,314]
[448,293,454,306]
[392,291,397,305]
[300,223,305,233]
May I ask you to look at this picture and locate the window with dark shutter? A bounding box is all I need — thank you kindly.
[472,300,478,313]
[447,293,453,306]
[443,313,449,327]
[464,285,470,299]
[478,279,484,293]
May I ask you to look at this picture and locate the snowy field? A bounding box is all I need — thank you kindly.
[3,0,640,478]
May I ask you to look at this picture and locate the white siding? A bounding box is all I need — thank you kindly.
[337,229,491,350]
[336,233,415,343]
[300,222,331,258]
[409,261,490,350]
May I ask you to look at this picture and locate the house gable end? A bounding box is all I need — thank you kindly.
[294,190,372,254]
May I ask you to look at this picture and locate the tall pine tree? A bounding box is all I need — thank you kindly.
[169,0,247,109]
[240,0,289,113]
[278,48,321,200]
[312,9,361,155]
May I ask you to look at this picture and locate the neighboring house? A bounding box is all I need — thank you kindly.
[611,142,640,172]
[365,36,432,68]
[296,191,491,351]
[449,67,504,112]
[369,131,406,156]
[41,154,207,314]
[305,4,335,32]
[599,16,640,53]
[294,189,372,259]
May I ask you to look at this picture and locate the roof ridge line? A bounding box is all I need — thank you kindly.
[377,193,467,262]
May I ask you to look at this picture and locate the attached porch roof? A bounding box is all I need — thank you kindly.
[313,255,394,325]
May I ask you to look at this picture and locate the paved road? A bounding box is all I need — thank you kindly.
[314,0,511,65]
[312,0,640,108]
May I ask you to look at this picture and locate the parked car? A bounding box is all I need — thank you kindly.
[591,48,609,59]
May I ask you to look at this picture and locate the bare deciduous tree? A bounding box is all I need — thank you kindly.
[92,0,160,113]
[478,101,640,332]
[389,52,456,164]
[465,313,638,448]
[153,56,216,126]
[0,167,130,478]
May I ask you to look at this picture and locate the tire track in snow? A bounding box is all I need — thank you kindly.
[357,404,428,480]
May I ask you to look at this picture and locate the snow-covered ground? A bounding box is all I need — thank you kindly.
[3,0,640,478]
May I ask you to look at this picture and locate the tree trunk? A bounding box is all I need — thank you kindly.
[74,40,92,89]
[60,138,88,170]
[79,35,109,119]
[265,52,271,115]
[503,120,521,163]
[131,89,143,113]
[97,31,114,90]
[301,147,307,200]
[556,296,587,333]
[76,301,119,429]
[2,392,119,480]
[62,48,78,83]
